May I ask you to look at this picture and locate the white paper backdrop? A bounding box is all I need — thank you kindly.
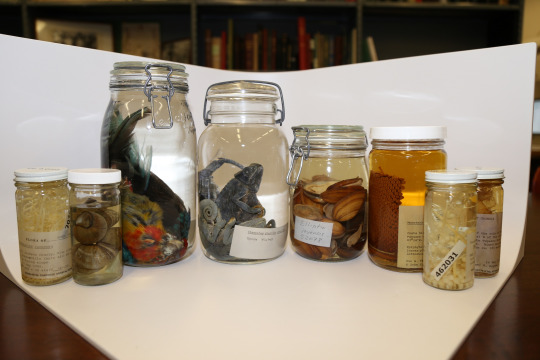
[0,35,536,359]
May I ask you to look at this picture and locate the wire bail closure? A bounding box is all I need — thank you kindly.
[286,126,311,187]
[143,64,175,129]
[203,80,285,126]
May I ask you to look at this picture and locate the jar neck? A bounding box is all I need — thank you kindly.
[207,100,277,124]
[372,139,445,151]
[426,182,477,191]
[478,179,504,186]
[69,183,120,190]
[15,179,67,189]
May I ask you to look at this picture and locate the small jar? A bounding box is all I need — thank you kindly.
[368,126,447,272]
[68,169,122,286]
[14,167,71,286]
[101,61,197,266]
[287,125,369,261]
[198,80,289,264]
[423,170,477,291]
[457,167,504,278]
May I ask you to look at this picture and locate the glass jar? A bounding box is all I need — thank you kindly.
[198,80,289,264]
[101,61,196,266]
[287,125,369,261]
[68,169,123,286]
[457,167,504,278]
[368,126,447,272]
[14,167,71,286]
[423,170,477,290]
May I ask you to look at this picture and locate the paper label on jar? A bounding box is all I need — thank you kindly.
[430,240,466,281]
[475,213,502,275]
[229,224,288,260]
[397,205,424,269]
[18,229,72,281]
[294,216,333,248]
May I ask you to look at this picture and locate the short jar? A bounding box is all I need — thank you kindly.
[423,170,477,291]
[287,125,369,261]
[14,167,71,286]
[68,169,122,286]
[457,167,504,278]
[368,126,447,272]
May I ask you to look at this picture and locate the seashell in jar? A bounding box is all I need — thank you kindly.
[346,224,364,247]
[321,186,365,204]
[73,243,117,274]
[321,218,345,238]
[96,208,120,228]
[293,204,324,221]
[73,210,109,245]
[292,238,323,260]
[332,190,367,222]
[326,177,363,190]
[293,187,325,211]
[304,180,340,197]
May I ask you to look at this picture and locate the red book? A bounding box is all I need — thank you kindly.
[220,31,227,69]
[262,28,269,71]
[297,16,308,70]
[205,29,212,67]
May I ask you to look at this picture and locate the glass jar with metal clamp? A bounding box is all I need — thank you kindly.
[198,80,289,264]
[101,61,197,266]
[287,125,369,261]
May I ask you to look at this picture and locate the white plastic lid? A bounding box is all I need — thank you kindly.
[14,167,68,182]
[455,167,504,180]
[68,168,121,184]
[425,170,477,184]
[370,126,447,140]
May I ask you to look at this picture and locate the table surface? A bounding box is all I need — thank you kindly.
[1,195,539,360]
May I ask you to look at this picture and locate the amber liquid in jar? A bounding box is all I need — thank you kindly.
[368,129,447,272]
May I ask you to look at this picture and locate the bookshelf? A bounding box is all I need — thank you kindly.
[0,0,524,70]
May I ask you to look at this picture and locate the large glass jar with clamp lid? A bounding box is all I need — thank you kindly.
[198,80,289,264]
[101,61,196,266]
[287,125,369,261]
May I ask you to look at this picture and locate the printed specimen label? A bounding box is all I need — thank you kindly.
[230,224,288,259]
[397,205,424,269]
[18,229,72,280]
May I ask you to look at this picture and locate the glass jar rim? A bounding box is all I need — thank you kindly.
[206,80,279,101]
[426,170,477,184]
[14,167,68,182]
[292,125,367,150]
[111,61,187,77]
[455,167,505,179]
[371,126,446,140]
[68,168,121,185]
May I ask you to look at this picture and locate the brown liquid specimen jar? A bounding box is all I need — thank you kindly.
[457,167,504,278]
[288,125,369,261]
[368,126,447,272]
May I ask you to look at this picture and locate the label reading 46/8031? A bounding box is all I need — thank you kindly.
[430,240,466,281]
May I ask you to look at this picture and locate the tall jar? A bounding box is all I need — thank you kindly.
[198,80,289,264]
[68,169,123,286]
[101,62,196,266]
[287,125,369,261]
[14,167,71,286]
[368,126,447,272]
[423,170,477,290]
[457,167,504,278]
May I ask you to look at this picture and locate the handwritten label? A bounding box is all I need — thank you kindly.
[294,216,333,248]
[229,224,288,260]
